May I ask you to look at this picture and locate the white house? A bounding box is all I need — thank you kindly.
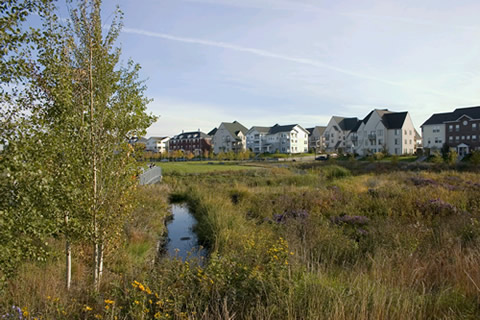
[420,112,451,152]
[146,136,169,153]
[246,126,270,153]
[347,109,417,155]
[264,124,309,154]
[212,121,248,154]
[323,116,360,152]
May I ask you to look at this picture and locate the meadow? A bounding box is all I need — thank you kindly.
[154,161,263,175]
[2,161,480,319]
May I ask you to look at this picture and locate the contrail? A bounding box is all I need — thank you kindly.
[123,27,399,84]
[122,27,468,101]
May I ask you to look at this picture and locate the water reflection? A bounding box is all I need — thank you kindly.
[166,204,206,261]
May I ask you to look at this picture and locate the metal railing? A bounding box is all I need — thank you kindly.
[139,166,162,185]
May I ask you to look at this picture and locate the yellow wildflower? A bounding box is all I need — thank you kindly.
[85,305,93,311]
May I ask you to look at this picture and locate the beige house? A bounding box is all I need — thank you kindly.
[212,121,248,154]
[306,126,327,153]
[347,109,417,155]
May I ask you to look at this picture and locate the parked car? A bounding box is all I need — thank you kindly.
[315,154,328,161]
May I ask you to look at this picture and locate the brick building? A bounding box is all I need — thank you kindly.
[169,130,212,156]
[421,106,480,156]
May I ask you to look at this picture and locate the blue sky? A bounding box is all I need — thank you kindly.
[69,0,480,136]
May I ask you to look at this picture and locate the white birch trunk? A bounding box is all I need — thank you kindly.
[65,213,71,290]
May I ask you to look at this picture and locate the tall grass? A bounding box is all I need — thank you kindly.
[2,165,480,319]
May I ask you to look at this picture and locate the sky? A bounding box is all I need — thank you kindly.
[61,0,480,136]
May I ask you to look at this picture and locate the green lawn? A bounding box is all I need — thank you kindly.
[155,161,261,174]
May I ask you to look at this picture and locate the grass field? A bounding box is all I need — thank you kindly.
[4,161,480,319]
[155,161,262,174]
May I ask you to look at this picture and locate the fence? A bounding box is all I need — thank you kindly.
[139,166,162,185]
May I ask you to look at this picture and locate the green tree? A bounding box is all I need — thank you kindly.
[0,0,57,288]
[471,150,480,166]
[65,0,156,289]
[447,150,458,166]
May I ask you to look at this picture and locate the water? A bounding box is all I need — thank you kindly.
[166,204,206,261]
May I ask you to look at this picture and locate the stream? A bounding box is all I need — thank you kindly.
[165,203,206,261]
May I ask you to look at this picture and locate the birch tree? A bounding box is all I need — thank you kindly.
[66,0,155,290]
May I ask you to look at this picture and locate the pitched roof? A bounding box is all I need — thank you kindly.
[248,126,271,134]
[207,127,217,136]
[173,131,210,140]
[221,121,248,139]
[268,124,298,134]
[305,126,326,136]
[350,121,362,133]
[453,106,480,120]
[383,112,408,129]
[421,112,455,126]
[421,106,480,126]
[339,117,360,131]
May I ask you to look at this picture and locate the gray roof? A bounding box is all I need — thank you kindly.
[337,117,360,131]
[221,121,248,138]
[383,112,408,129]
[207,127,217,136]
[269,124,298,134]
[173,131,210,140]
[421,106,480,126]
[249,126,271,134]
[351,109,408,131]
[306,126,326,136]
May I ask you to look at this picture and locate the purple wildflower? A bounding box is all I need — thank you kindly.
[331,215,369,226]
[410,176,437,187]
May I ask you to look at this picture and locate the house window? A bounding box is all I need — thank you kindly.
[404,130,407,135]
[409,140,412,144]
[473,123,478,130]
[377,129,383,136]
[467,135,471,140]
[455,125,460,132]
[428,139,431,144]
[378,139,383,145]
[449,136,453,141]
[473,135,477,140]
[449,125,453,132]
[404,139,407,145]
[461,136,465,140]
[456,136,459,141]
[394,139,399,145]
[409,130,412,135]
[395,129,400,135]
[434,138,438,143]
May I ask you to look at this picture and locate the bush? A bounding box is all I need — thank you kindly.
[321,165,351,180]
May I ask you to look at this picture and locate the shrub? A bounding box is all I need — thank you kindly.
[321,165,351,180]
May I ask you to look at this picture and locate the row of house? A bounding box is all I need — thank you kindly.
[138,105,480,157]
[421,106,480,156]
